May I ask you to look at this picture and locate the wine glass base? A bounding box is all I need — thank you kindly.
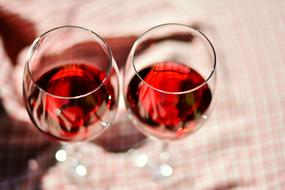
[55,144,89,181]
[157,163,174,178]
[126,148,174,180]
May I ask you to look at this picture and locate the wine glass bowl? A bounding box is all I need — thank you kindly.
[124,23,216,140]
[23,26,120,143]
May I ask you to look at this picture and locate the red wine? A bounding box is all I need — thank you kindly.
[126,61,212,139]
[25,63,116,142]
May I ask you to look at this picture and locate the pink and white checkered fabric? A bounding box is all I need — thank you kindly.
[0,0,285,189]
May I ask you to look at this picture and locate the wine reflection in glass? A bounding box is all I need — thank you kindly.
[124,23,217,179]
[23,26,119,180]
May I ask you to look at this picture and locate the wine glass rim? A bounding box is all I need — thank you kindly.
[26,25,114,99]
[130,23,217,95]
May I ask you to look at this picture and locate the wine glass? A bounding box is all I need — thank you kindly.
[23,26,120,180]
[123,23,217,179]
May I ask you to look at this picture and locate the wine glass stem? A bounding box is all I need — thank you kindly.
[160,140,170,162]
[58,143,88,177]
[157,140,173,178]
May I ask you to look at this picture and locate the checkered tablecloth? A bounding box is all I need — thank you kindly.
[0,0,285,189]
